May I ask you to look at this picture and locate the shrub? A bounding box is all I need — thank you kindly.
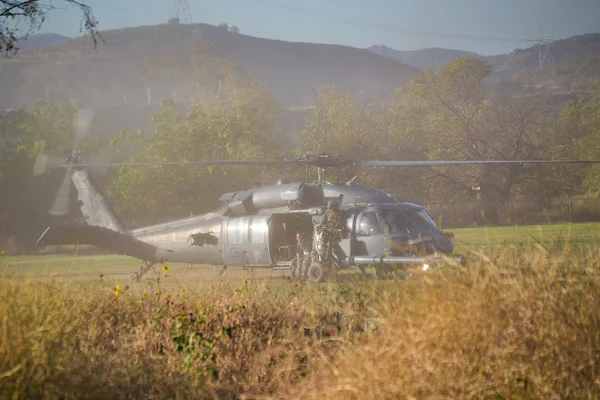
[1,242,600,398]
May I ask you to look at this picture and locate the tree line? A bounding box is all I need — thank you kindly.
[1,55,600,250]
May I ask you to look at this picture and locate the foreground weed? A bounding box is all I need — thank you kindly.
[1,241,600,399]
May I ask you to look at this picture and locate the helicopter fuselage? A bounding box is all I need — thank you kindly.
[37,170,463,271]
[128,201,459,269]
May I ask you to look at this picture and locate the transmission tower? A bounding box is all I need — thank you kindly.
[536,26,555,68]
[172,0,192,24]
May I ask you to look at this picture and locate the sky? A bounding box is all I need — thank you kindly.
[39,0,600,55]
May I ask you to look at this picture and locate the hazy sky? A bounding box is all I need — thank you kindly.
[40,0,600,55]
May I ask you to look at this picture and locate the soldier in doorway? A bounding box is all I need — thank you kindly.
[296,230,312,259]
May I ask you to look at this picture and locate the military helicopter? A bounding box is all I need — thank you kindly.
[33,109,600,282]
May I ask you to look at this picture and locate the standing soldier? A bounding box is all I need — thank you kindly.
[292,230,312,280]
[319,200,345,262]
[296,231,312,259]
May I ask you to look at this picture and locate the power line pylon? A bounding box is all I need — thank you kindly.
[172,0,192,24]
[537,25,555,68]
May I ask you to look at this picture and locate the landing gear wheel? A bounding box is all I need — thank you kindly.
[307,261,327,283]
[129,262,155,283]
[129,272,141,283]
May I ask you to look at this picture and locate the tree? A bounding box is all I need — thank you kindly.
[390,55,561,223]
[562,79,600,193]
[229,25,240,34]
[107,74,287,221]
[1,0,100,54]
[299,85,402,192]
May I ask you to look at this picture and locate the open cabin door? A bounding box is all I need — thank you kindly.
[224,216,271,266]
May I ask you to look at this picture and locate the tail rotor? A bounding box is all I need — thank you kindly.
[34,108,95,216]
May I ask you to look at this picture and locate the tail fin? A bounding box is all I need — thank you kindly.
[71,169,128,233]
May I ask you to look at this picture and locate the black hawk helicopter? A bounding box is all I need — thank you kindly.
[33,109,600,282]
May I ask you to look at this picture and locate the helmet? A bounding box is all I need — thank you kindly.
[327,200,338,208]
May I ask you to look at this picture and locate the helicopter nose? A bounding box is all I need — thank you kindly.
[433,235,455,254]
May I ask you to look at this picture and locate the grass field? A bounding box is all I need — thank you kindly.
[1,222,599,399]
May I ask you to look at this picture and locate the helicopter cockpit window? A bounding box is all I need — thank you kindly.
[380,208,438,233]
[359,212,383,235]
[381,209,410,234]
[413,210,438,230]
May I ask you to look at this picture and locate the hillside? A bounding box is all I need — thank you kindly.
[492,33,600,82]
[368,44,505,69]
[0,23,418,110]
[510,52,600,94]
[14,33,69,49]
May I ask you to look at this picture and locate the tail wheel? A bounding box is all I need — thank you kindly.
[307,261,327,283]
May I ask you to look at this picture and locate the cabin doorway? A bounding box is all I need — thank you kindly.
[268,213,314,263]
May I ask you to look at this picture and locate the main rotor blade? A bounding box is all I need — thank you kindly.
[73,108,94,150]
[351,159,600,166]
[73,159,304,168]
[70,158,600,169]
[49,172,72,216]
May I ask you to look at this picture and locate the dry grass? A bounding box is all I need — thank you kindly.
[1,239,600,399]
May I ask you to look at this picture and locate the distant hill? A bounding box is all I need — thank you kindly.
[369,33,600,95]
[368,44,506,69]
[0,23,418,110]
[14,33,69,49]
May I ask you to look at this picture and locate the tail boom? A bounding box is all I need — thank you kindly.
[37,226,158,262]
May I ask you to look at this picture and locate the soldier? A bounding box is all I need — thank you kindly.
[322,200,343,231]
[296,230,312,259]
[319,200,345,262]
[292,230,312,279]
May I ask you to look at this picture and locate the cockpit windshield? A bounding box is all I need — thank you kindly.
[380,208,438,234]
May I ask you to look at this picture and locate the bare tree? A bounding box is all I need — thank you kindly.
[1,0,100,54]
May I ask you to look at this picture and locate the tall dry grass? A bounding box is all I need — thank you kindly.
[1,240,600,399]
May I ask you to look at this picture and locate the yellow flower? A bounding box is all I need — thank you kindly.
[161,264,169,272]
[114,284,120,297]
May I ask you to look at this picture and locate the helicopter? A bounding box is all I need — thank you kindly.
[32,110,600,283]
